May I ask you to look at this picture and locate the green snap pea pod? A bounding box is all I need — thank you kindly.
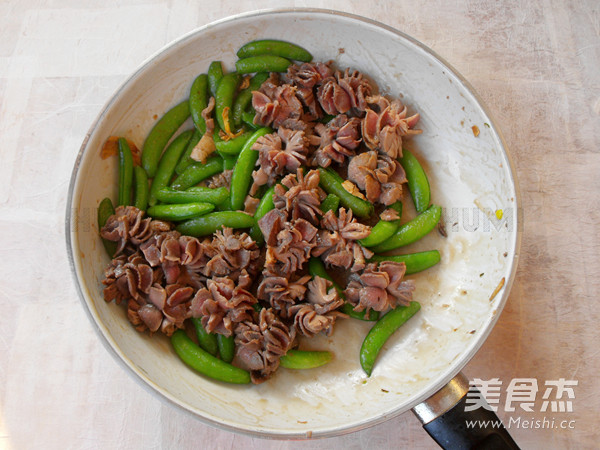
[191,318,218,356]
[156,186,229,205]
[280,350,332,369]
[142,100,190,178]
[217,335,235,363]
[235,55,291,74]
[388,200,403,218]
[176,211,255,237]
[175,129,202,175]
[308,257,379,321]
[237,40,313,62]
[369,250,441,275]
[207,61,224,97]
[98,197,117,256]
[133,166,149,211]
[220,153,238,170]
[320,193,340,214]
[249,184,276,244]
[359,220,399,248]
[317,168,374,218]
[360,301,421,376]
[215,73,242,133]
[189,74,209,133]
[232,72,269,127]
[148,129,194,206]
[146,202,215,221]
[214,132,253,155]
[170,156,224,190]
[399,149,430,214]
[117,138,134,206]
[171,330,250,384]
[371,205,442,253]
[241,110,259,130]
[229,127,273,211]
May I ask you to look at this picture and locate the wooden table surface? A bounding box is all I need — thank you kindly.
[1,1,598,449]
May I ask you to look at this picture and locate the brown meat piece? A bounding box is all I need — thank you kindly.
[316,68,372,116]
[252,80,304,129]
[272,168,326,225]
[311,115,361,168]
[347,151,408,205]
[257,270,312,318]
[345,261,416,313]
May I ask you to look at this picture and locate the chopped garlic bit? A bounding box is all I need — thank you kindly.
[342,180,366,200]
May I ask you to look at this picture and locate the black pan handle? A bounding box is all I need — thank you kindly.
[412,372,520,450]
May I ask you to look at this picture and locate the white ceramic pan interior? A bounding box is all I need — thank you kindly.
[66,9,520,439]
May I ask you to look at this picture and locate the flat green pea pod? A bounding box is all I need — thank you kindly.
[156,186,229,205]
[241,110,259,130]
[399,149,430,213]
[117,138,134,206]
[217,335,235,363]
[369,250,441,275]
[249,184,276,244]
[176,211,255,237]
[237,40,312,62]
[215,73,242,134]
[229,127,272,211]
[317,167,374,218]
[232,72,269,127]
[207,61,224,97]
[359,220,398,248]
[191,318,218,356]
[133,166,149,211]
[142,100,190,177]
[171,330,250,384]
[308,257,379,321]
[360,301,421,376]
[214,132,253,155]
[146,202,214,221]
[170,156,224,190]
[280,350,332,369]
[236,55,291,74]
[98,197,117,256]
[148,129,194,206]
[175,129,202,175]
[371,205,442,253]
[320,193,340,214]
[189,74,209,133]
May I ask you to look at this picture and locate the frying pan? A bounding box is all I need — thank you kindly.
[66,9,522,448]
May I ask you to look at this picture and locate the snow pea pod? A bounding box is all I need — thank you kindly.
[176,211,255,237]
[369,250,441,275]
[371,205,442,253]
[232,72,269,127]
[207,61,223,97]
[171,330,250,384]
[146,202,214,221]
[241,110,259,130]
[317,167,374,218]
[170,156,224,190]
[215,73,241,133]
[320,193,340,214]
[358,220,398,248]
[214,132,253,155]
[148,129,194,206]
[133,166,149,211]
[117,137,133,206]
[175,129,202,175]
[235,55,291,74]
[97,197,117,256]
[229,127,272,211]
[189,74,209,133]
[220,153,238,170]
[217,335,235,363]
[156,186,229,205]
[280,350,332,369]
[191,318,218,357]
[237,40,313,62]
[249,184,276,244]
[307,257,379,321]
[399,149,430,214]
[142,100,190,177]
[360,301,421,376]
